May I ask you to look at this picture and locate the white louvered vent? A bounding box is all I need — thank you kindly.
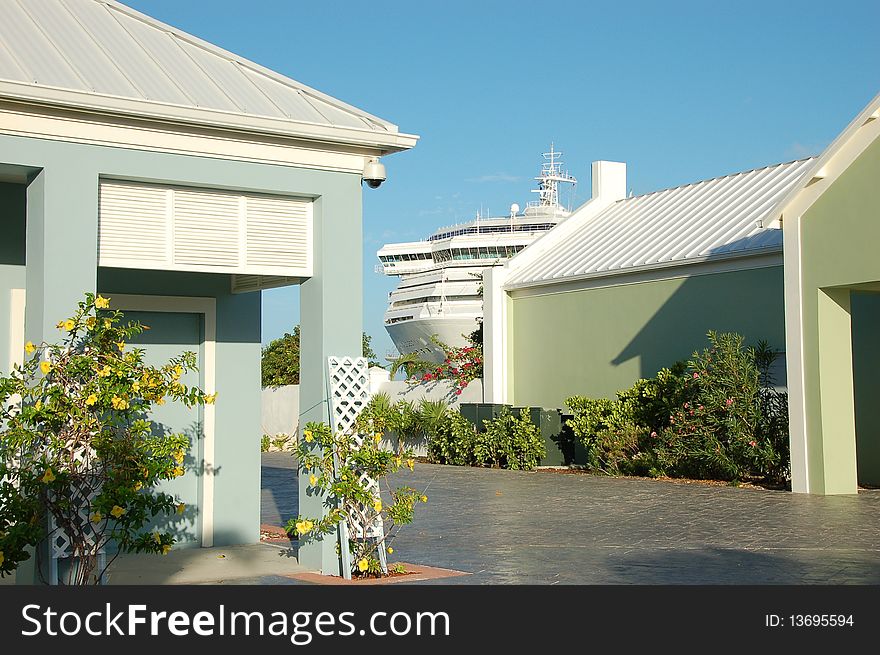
[231,275,302,294]
[98,181,169,267]
[246,196,310,269]
[98,180,313,279]
[173,188,241,269]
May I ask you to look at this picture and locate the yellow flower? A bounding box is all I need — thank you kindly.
[176,502,185,515]
[374,433,382,444]
[133,482,142,491]
[153,530,162,544]
[303,430,313,443]
[34,400,42,411]
[40,468,55,484]
[420,495,428,503]
[309,474,318,486]
[161,544,172,555]
[90,512,103,523]
[94,295,110,309]
[357,558,369,572]
[24,341,35,354]
[116,341,125,351]
[156,397,166,406]
[97,365,111,377]
[174,450,185,464]
[110,505,125,519]
[387,546,393,554]
[62,319,75,331]
[373,499,383,513]
[172,466,184,478]
[406,459,415,471]
[111,396,129,410]
[85,394,98,406]
[132,381,140,393]
[56,321,64,329]
[295,520,314,535]
[86,317,96,329]
[40,361,52,375]
[173,365,182,379]
[203,393,217,405]
[103,319,111,328]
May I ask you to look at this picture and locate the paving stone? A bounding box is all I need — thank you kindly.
[261,453,880,584]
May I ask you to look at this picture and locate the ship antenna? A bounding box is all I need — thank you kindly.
[530,142,577,211]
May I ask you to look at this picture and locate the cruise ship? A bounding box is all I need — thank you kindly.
[377,146,577,363]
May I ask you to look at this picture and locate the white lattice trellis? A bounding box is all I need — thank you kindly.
[327,356,387,576]
[48,476,106,585]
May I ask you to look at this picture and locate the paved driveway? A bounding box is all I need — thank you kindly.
[261,453,880,584]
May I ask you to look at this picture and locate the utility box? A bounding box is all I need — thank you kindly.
[511,407,569,466]
[459,403,508,430]
[460,403,574,467]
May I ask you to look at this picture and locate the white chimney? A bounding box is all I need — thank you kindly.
[591,161,627,202]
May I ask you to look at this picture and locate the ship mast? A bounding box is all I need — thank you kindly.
[530,143,577,210]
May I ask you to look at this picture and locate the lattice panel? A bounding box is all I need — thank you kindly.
[327,356,385,543]
[46,449,106,584]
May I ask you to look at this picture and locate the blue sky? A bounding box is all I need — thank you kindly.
[126,0,879,357]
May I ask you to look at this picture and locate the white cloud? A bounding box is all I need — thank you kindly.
[465,173,521,183]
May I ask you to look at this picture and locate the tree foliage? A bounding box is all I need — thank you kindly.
[261,327,382,387]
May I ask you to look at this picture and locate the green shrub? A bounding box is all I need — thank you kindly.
[428,408,545,470]
[565,332,790,485]
[428,411,476,466]
[474,408,545,470]
[261,435,271,452]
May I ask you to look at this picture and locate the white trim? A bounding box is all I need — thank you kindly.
[7,288,25,372]
[109,294,217,548]
[483,268,508,404]
[0,102,388,174]
[769,92,880,228]
[784,216,810,493]
[0,81,418,154]
[507,250,783,299]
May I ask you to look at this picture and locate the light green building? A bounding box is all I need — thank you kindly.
[0,0,415,579]
[484,158,810,408]
[775,92,880,495]
[485,93,880,494]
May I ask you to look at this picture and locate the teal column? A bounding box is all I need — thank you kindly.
[298,181,363,575]
[18,166,98,584]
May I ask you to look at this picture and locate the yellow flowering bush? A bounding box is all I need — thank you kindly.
[286,421,427,578]
[0,293,213,584]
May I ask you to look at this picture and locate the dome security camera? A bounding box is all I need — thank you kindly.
[363,158,386,189]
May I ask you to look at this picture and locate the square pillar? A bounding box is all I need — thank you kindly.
[18,166,98,584]
[814,288,859,494]
[298,182,362,574]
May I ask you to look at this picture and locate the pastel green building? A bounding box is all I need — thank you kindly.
[486,94,880,496]
[485,157,810,409]
[0,0,415,580]
[776,93,880,494]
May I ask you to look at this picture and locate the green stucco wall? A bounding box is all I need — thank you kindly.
[510,265,785,409]
[799,136,880,492]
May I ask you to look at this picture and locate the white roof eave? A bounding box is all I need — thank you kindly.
[0,79,420,154]
[504,244,784,293]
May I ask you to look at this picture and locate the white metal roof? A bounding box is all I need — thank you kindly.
[505,157,816,290]
[0,0,416,151]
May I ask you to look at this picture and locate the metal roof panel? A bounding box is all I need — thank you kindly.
[506,157,815,288]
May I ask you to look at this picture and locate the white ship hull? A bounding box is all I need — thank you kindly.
[385,315,479,363]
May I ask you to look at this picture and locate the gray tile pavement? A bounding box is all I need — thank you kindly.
[261,452,880,584]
